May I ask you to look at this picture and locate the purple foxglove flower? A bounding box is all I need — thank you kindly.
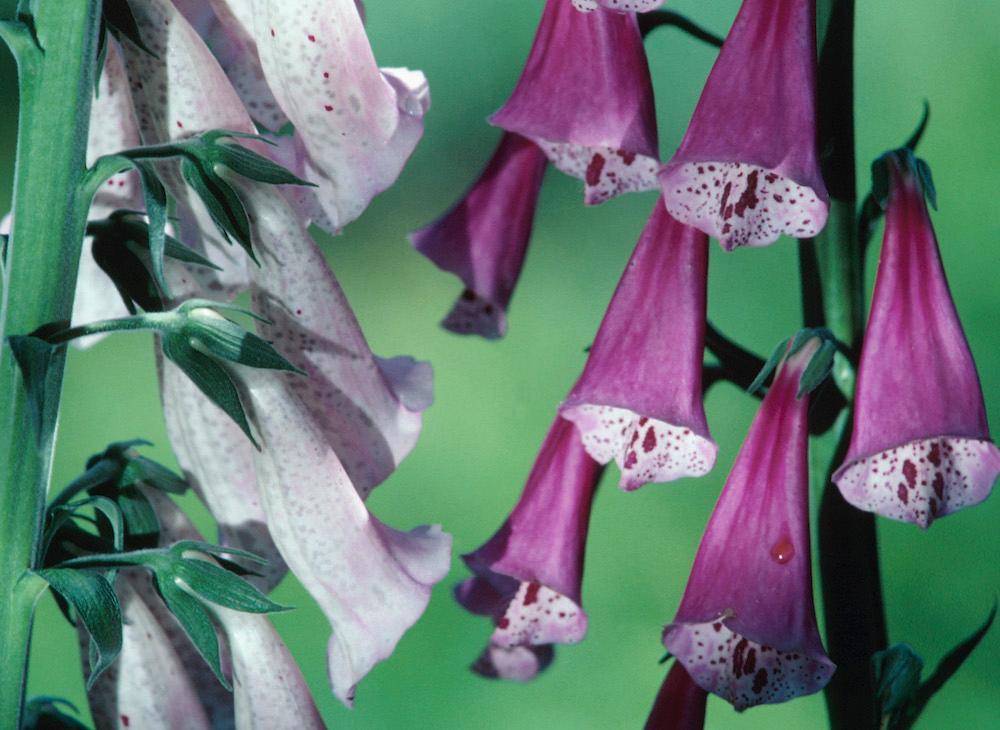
[833,155,1000,527]
[469,644,555,682]
[644,662,708,730]
[491,0,660,204]
[658,0,828,250]
[662,338,835,710]
[455,416,603,670]
[560,201,717,490]
[157,354,288,590]
[409,132,548,339]
[572,0,665,11]
[248,0,429,231]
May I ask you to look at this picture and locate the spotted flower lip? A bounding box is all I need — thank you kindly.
[833,154,1000,528]
[409,132,548,339]
[560,201,717,491]
[572,0,666,12]
[644,662,708,730]
[663,339,835,710]
[491,0,659,204]
[658,0,828,250]
[455,416,604,672]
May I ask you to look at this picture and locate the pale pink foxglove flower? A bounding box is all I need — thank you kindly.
[833,153,1000,526]
[455,417,603,676]
[492,0,660,204]
[662,338,835,710]
[659,0,828,249]
[409,132,548,339]
[560,201,717,490]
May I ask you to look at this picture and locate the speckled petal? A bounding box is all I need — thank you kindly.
[491,580,587,648]
[250,0,427,230]
[410,132,548,339]
[157,352,287,590]
[471,644,555,682]
[244,368,452,707]
[659,0,827,248]
[491,0,659,204]
[572,0,665,11]
[233,177,431,496]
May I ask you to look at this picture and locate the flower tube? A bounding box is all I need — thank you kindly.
[455,416,604,674]
[644,662,708,730]
[833,153,1000,527]
[659,0,828,249]
[662,338,835,710]
[560,201,717,490]
[409,132,548,339]
[491,0,659,204]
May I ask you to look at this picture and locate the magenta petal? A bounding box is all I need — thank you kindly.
[833,158,1000,526]
[409,133,548,339]
[471,644,555,682]
[663,342,835,710]
[491,1,659,204]
[659,0,828,249]
[644,662,708,730]
[460,417,603,657]
[561,202,717,490]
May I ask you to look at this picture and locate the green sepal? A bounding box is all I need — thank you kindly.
[102,0,153,56]
[21,696,90,730]
[185,307,301,372]
[155,578,231,690]
[7,334,62,444]
[134,161,171,297]
[115,486,161,542]
[167,546,288,614]
[211,139,314,186]
[747,337,789,395]
[796,336,838,399]
[180,156,256,262]
[873,644,924,716]
[118,453,188,494]
[35,568,122,688]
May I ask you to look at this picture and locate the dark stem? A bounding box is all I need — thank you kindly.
[812,2,888,728]
[638,10,724,47]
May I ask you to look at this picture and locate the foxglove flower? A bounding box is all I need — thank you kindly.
[491,0,659,204]
[409,132,548,339]
[248,0,429,231]
[469,644,555,683]
[645,662,708,730]
[833,153,1000,527]
[658,0,828,249]
[662,338,835,710]
[560,201,717,490]
[456,416,603,675]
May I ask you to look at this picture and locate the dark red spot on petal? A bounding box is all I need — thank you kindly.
[308,34,316,42]
[324,104,333,111]
[585,154,605,186]
[752,668,768,694]
[902,460,918,488]
[734,170,760,217]
[897,482,909,504]
[642,427,657,453]
[928,442,942,466]
[497,617,509,629]
[121,716,130,728]
[932,472,945,499]
[523,582,541,606]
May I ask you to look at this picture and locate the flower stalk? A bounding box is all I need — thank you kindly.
[0,1,103,723]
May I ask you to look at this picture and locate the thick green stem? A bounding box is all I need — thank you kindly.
[0,2,101,723]
[809,2,888,729]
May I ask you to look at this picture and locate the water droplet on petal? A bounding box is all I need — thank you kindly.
[769,538,794,565]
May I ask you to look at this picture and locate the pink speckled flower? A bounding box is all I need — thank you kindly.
[659,0,828,249]
[572,0,665,11]
[455,416,604,676]
[560,200,717,490]
[662,338,835,710]
[491,0,659,204]
[409,132,548,339]
[833,153,1000,527]
[644,662,708,730]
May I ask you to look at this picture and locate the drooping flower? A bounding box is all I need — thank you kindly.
[644,662,708,730]
[658,0,828,249]
[248,0,429,231]
[469,644,555,683]
[572,0,666,11]
[409,132,548,339]
[491,0,659,204]
[662,337,835,710]
[560,200,717,490]
[455,416,604,676]
[833,152,1000,527]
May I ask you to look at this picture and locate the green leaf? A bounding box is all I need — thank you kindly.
[116,486,161,541]
[7,334,61,444]
[36,568,122,688]
[748,337,789,395]
[873,644,924,716]
[155,578,231,690]
[169,552,288,614]
[161,332,258,447]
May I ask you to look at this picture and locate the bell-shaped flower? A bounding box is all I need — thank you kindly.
[491,0,659,204]
[658,0,828,249]
[248,0,429,231]
[645,662,708,730]
[560,201,717,490]
[455,416,604,673]
[662,338,835,710]
[409,132,548,339]
[572,0,666,11]
[833,153,1000,527]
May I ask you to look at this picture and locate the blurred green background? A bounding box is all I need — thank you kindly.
[2,1,998,727]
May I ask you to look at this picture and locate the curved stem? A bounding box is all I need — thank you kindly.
[638,10,724,47]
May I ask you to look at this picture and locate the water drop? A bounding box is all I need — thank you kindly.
[769,538,794,565]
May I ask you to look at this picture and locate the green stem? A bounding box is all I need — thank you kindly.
[809,2,888,728]
[0,2,101,723]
